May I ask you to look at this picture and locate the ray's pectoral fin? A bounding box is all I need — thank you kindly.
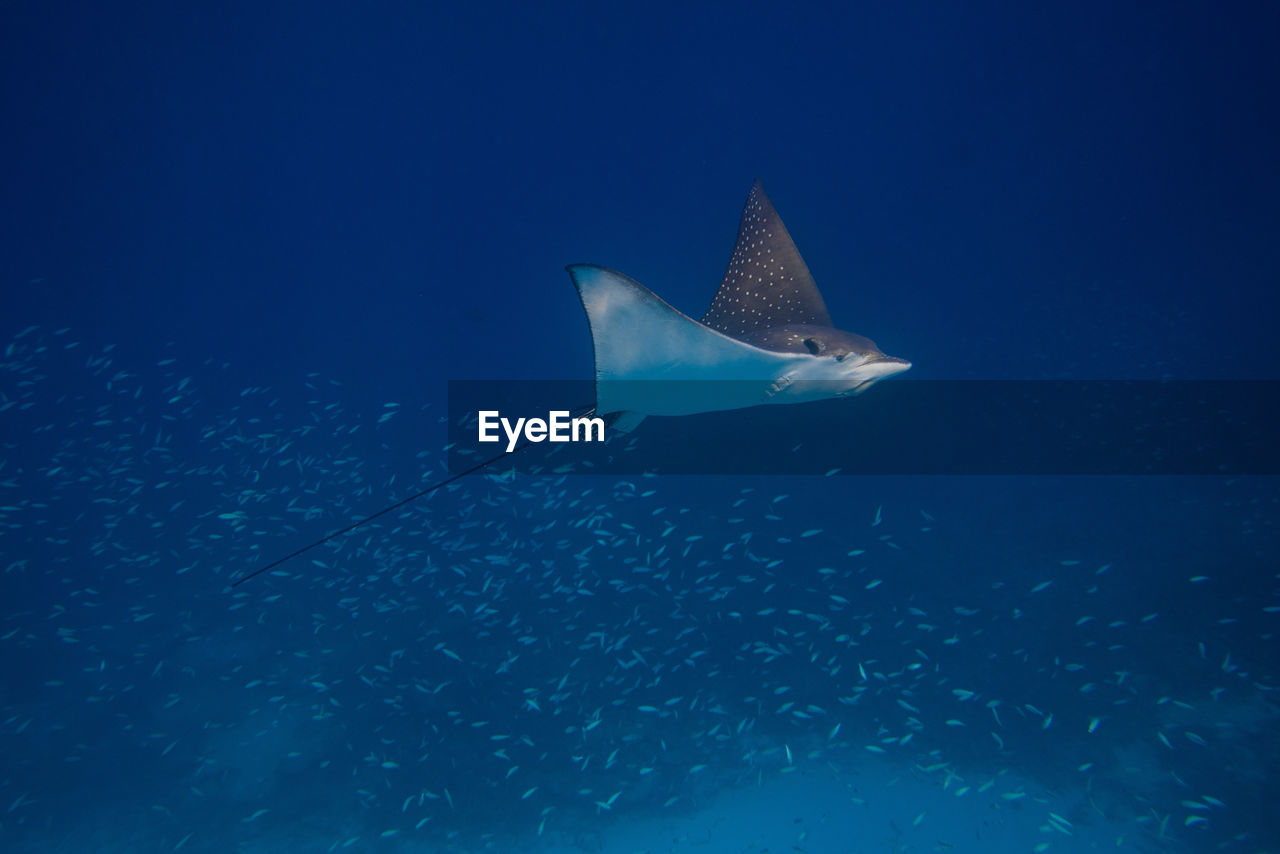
[567,263,748,381]
[701,179,833,339]
[566,263,795,418]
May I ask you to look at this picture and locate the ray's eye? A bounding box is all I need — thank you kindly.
[803,338,822,355]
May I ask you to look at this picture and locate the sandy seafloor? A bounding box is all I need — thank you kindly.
[553,759,1137,854]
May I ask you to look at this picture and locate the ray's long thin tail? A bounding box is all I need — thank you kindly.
[229,403,596,587]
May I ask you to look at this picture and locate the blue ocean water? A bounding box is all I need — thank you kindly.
[2,3,1278,852]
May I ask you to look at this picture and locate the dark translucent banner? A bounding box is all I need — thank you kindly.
[446,380,1280,475]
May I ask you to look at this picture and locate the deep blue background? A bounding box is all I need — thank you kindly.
[3,6,1280,849]
[4,1,1278,402]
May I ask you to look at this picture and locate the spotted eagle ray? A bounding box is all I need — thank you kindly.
[568,180,909,432]
[232,181,908,585]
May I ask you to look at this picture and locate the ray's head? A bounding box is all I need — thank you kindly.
[738,323,911,394]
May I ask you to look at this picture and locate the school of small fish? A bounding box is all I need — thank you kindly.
[1,325,1277,852]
